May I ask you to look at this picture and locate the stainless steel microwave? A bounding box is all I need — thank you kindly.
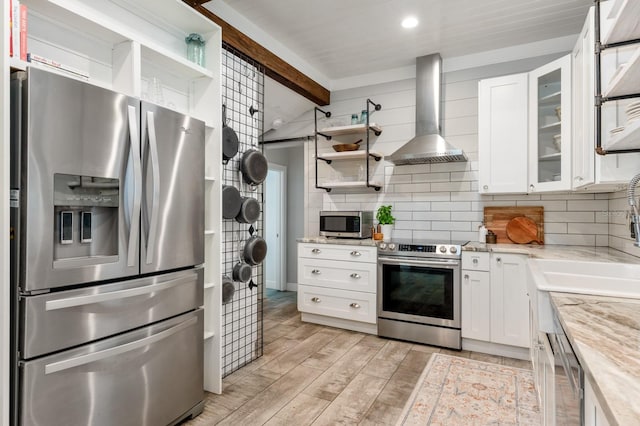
[319,211,373,239]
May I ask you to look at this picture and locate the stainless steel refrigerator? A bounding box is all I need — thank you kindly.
[10,67,206,426]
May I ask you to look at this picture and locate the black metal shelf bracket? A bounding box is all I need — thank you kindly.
[594,0,640,155]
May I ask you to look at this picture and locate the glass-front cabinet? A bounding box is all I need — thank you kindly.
[529,55,572,192]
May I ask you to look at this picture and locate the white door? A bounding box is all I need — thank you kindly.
[265,165,286,290]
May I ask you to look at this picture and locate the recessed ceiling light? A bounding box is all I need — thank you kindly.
[401,16,419,29]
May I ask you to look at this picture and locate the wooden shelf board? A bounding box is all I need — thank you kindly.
[602,0,640,45]
[539,91,561,104]
[604,118,640,151]
[317,150,383,161]
[319,123,382,137]
[141,44,214,80]
[538,152,562,162]
[321,180,383,189]
[603,46,640,98]
[539,121,561,130]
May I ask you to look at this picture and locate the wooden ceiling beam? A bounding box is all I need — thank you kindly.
[183,1,330,106]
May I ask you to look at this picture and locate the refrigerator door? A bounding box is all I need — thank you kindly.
[20,309,204,426]
[21,266,203,359]
[140,102,204,274]
[21,68,141,291]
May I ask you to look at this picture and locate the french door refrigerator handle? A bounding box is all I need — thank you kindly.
[127,105,142,267]
[44,315,198,375]
[145,110,161,265]
[45,273,197,311]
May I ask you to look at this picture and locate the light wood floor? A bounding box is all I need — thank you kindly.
[184,289,532,425]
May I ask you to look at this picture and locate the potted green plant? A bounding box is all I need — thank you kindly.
[376,205,395,242]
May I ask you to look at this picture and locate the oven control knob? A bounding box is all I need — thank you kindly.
[379,243,387,250]
[388,243,396,251]
[450,246,458,254]
[439,246,447,253]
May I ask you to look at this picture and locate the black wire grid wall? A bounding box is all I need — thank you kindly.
[221,44,265,377]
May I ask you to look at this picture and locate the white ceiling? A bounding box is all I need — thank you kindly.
[213,0,591,80]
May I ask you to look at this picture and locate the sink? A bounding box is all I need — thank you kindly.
[529,258,640,299]
[527,258,640,333]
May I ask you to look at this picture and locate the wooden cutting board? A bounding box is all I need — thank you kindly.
[483,206,544,244]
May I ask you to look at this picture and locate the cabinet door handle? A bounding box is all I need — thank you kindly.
[529,184,535,192]
[496,257,502,264]
[472,258,478,264]
[311,248,321,254]
[349,303,360,309]
[483,185,488,190]
[311,297,321,303]
[350,250,361,257]
[350,273,361,279]
[464,274,469,280]
[311,269,321,275]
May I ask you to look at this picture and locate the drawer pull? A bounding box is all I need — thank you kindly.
[350,273,361,279]
[496,257,502,264]
[464,274,469,280]
[311,269,321,275]
[311,297,321,303]
[350,250,361,257]
[473,258,478,264]
[311,248,321,254]
[349,303,360,309]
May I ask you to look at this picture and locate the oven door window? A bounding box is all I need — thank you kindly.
[382,264,454,320]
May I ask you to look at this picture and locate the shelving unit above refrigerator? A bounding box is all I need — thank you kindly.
[12,0,220,127]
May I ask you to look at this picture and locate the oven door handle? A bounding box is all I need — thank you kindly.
[378,256,460,267]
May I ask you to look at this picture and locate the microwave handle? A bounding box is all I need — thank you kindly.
[127,105,142,268]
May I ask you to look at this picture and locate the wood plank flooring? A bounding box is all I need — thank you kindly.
[184,289,532,425]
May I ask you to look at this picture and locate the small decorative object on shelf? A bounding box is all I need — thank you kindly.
[376,205,395,242]
[360,109,368,124]
[185,33,205,66]
[351,114,359,125]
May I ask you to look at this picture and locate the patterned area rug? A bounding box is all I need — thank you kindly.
[397,353,540,425]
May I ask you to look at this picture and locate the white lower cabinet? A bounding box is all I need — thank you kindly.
[584,378,611,426]
[297,242,377,333]
[461,252,530,349]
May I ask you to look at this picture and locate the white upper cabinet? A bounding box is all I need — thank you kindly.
[528,55,572,193]
[478,73,529,194]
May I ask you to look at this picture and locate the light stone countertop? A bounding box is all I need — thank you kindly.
[463,241,640,263]
[551,293,640,426]
[296,237,378,247]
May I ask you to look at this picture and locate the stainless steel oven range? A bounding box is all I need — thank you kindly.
[377,241,463,349]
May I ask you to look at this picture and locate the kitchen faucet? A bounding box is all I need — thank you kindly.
[629,172,640,247]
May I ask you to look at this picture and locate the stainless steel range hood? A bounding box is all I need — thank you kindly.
[387,54,467,165]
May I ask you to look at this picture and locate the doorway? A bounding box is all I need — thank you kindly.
[264,164,287,291]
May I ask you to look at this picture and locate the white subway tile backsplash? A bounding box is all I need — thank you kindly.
[394,182,431,193]
[413,230,453,241]
[517,200,567,211]
[452,231,478,242]
[432,221,472,231]
[412,173,451,183]
[431,201,472,211]
[451,211,483,222]
[567,200,609,212]
[413,211,451,221]
[413,193,451,202]
[431,181,472,192]
[450,171,479,182]
[395,220,431,231]
[545,234,596,246]
[395,202,430,211]
[544,223,568,234]
[567,223,608,235]
[431,162,470,173]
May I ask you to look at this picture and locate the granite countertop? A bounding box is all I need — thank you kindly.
[463,241,640,263]
[296,237,378,247]
[551,292,640,426]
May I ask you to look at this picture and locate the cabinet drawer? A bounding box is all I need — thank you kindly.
[462,252,490,271]
[298,285,376,324]
[298,258,376,293]
[299,243,377,263]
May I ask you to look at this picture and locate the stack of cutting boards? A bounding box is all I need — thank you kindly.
[483,206,544,244]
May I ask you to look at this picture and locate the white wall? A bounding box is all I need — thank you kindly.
[297,53,616,247]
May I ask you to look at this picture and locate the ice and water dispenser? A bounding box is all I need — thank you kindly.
[53,174,119,262]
